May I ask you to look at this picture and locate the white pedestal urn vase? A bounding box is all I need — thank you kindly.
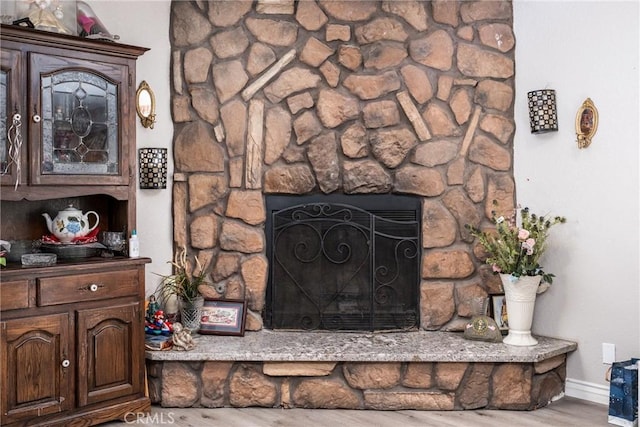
[500,274,542,346]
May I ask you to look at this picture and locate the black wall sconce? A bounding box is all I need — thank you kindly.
[138,148,167,189]
[527,89,558,133]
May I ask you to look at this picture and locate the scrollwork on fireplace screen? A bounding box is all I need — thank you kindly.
[265,195,421,332]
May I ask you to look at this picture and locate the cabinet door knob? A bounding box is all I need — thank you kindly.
[89,284,99,292]
[61,359,70,368]
[32,114,41,123]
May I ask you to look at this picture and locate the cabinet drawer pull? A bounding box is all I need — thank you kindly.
[89,283,100,292]
[61,359,70,368]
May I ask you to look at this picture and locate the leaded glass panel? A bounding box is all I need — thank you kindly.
[41,70,118,175]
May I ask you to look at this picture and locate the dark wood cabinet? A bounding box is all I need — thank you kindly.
[0,25,150,426]
[1,24,141,190]
[1,259,151,426]
[0,24,148,237]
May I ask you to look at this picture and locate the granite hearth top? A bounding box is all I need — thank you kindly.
[145,330,577,363]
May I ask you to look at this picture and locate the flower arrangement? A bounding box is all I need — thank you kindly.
[466,204,566,284]
[154,247,208,304]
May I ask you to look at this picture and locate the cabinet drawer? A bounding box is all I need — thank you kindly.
[38,270,139,306]
[0,280,30,311]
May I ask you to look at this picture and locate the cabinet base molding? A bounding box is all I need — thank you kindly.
[3,396,151,427]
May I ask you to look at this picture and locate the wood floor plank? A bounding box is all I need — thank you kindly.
[101,397,608,426]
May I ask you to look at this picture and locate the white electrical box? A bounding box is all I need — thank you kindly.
[602,343,616,364]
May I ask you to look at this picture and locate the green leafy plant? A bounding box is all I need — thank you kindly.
[466,204,566,284]
[154,247,207,304]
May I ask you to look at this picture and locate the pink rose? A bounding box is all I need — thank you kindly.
[518,229,530,240]
[522,238,536,255]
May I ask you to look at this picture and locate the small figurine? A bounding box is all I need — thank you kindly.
[171,322,195,351]
[146,295,160,322]
[25,0,73,34]
[145,309,173,336]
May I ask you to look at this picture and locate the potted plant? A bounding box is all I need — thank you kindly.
[154,247,209,332]
[466,204,566,346]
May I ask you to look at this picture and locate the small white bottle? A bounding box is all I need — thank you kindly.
[129,229,140,258]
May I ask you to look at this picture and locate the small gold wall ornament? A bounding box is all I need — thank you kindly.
[136,81,156,129]
[575,98,598,149]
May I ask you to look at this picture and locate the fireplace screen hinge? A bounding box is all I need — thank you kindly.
[265,194,421,332]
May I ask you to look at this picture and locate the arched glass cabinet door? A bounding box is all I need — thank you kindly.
[29,52,129,185]
[41,70,118,172]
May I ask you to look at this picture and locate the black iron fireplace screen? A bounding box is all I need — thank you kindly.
[265,194,421,331]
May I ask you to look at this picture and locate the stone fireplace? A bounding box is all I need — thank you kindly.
[149,1,577,411]
[170,0,516,333]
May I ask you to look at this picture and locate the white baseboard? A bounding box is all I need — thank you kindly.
[565,377,610,405]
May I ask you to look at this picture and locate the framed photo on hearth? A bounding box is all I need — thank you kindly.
[199,299,247,336]
[491,294,509,333]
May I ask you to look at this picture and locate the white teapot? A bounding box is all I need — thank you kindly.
[42,205,99,243]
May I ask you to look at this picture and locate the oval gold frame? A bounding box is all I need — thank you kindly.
[575,98,598,149]
[136,80,156,129]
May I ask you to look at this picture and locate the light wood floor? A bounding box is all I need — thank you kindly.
[103,397,609,426]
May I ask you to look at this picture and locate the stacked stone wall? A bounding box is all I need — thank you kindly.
[148,356,567,410]
[170,0,517,332]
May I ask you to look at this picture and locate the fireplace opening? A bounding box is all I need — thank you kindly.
[265,194,421,332]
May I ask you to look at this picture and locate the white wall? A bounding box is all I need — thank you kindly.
[89,0,173,294]
[514,1,640,402]
[92,0,640,403]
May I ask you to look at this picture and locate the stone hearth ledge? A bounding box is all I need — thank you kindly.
[145,331,576,363]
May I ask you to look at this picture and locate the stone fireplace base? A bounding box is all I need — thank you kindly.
[146,331,576,410]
